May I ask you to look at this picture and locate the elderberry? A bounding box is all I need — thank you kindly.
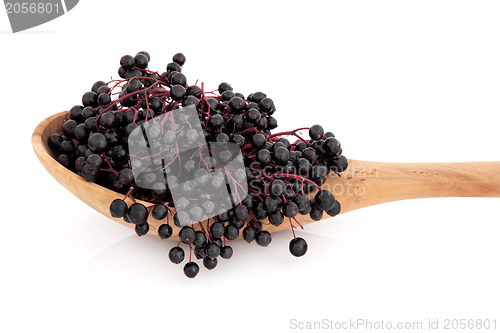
[48,51,350,278]
[289,237,308,257]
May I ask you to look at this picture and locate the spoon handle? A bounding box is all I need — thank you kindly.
[335,160,500,214]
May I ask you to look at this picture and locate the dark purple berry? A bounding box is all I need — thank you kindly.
[255,230,272,247]
[135,223,149,236]
[109,199,127,218]
[289,237,308,257]
[158,224,173,239]
[184,262,199,278]
[169,247,185,264]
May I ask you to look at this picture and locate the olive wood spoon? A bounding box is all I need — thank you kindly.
[32,111,500,240]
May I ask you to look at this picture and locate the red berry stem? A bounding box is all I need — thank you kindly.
[289,218,296,239]
[292,216,304,229]
[271,173,321,191]
[102,154,119,175]
[123,187,135,202]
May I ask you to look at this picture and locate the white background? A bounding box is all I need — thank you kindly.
[1,1,499,332]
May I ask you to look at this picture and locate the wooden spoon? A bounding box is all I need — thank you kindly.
[32,111,500,240]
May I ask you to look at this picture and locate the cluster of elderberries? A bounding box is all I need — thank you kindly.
[48,52,348,278]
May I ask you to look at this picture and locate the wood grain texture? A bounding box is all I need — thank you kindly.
[32,111,500,240]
